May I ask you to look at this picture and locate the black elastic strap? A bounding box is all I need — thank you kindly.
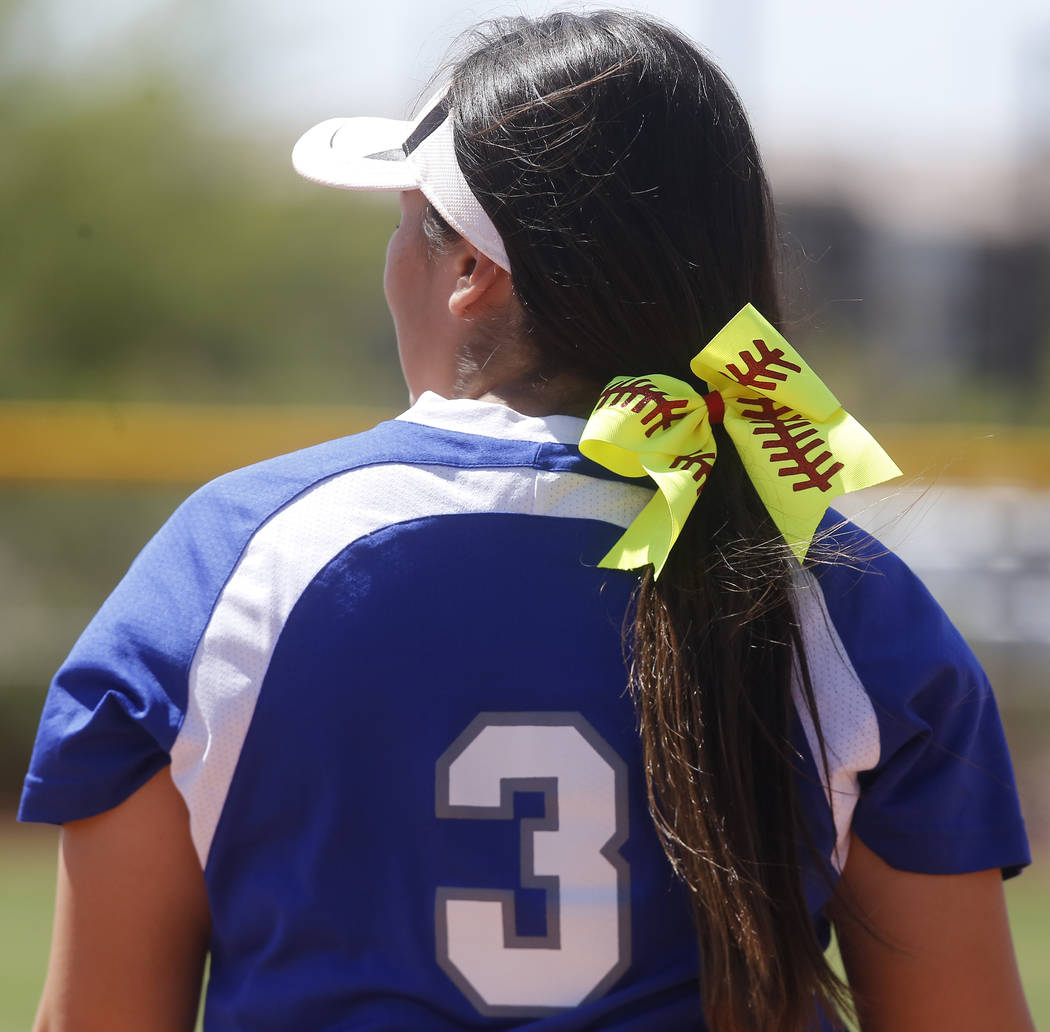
[402,98,450,156]
[362,97,450,163]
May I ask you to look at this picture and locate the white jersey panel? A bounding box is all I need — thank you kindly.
[791,568,881,869]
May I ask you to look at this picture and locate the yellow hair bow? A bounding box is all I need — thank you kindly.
[579,304,901,577]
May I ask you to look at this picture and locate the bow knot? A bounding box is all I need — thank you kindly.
[579,304,901,577]
[704,390,726,425]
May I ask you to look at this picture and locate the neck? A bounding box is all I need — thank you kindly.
[457,375,596,419]
[446,334,596,417]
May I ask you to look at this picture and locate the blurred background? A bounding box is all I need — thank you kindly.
[1,0,1048,1026]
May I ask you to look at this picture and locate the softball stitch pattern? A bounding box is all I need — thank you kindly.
[595,378,690,436]
[739,397,844,493]
[579,303,901,574]
[667,450,717,495]
[723,337,803,391]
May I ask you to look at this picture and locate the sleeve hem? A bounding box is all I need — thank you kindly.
[18,755,171,826]
[852,822,1031,879]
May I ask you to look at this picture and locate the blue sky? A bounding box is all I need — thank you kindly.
[9,0,1050,160]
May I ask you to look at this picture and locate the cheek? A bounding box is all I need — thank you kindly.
[383,225,429,395]
[383,228,406,313]
[383,222,432,334]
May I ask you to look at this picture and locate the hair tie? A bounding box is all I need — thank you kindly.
[578,304,901,578]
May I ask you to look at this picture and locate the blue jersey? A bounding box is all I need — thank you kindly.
[20,393,1030,1030]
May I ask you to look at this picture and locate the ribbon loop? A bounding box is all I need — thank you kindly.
[580,304,901,577]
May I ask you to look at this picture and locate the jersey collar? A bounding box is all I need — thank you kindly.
[396,391,587,446]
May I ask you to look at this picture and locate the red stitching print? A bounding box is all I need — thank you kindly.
[669,450,717,495]
[724,339,802,392]
[595,378,690,437]
[739,397,844,492]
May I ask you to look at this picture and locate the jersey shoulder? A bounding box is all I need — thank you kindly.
[808,512,1030,876]
[17,415,497,825]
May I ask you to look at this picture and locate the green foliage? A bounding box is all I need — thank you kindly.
[0,72,406,406]
[0,827,57,1032]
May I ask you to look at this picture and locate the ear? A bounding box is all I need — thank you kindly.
[448,248,512,320]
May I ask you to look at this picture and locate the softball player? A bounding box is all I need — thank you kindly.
[21,11,1032,1031]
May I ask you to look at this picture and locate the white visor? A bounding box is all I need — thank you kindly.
[292,88,510,271]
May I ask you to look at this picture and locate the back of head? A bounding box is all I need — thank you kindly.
[445,10,781,386]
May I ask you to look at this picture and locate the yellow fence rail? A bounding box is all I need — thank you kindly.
[0,401,395,486]
[1,401,1048,488]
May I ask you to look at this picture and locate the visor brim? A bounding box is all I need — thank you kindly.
[292,116,419,191]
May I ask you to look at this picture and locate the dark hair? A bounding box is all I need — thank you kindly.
[437,12,851,1031]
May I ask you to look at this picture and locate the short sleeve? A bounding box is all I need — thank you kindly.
[18,494,221,824]
[17,423,435,826]
[815,518,1031,878]
[16,428,414,826]
[16,468,290,825]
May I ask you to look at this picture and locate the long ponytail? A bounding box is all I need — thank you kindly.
[443,12,852,1028]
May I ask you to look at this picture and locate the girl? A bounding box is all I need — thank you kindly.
[21,11,1033,1031]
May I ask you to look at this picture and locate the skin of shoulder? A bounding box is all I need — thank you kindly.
[830,833,1035,1032]
[33,767,208,1032]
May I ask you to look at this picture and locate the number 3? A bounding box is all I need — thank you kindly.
[435,712,631,1016]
